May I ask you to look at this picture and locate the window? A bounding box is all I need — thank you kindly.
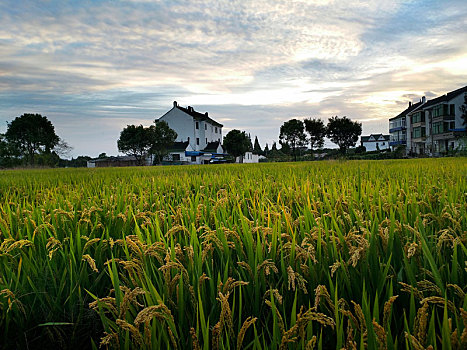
[205,138,207,144]
[191,156,196,162]
[205,124,207,130]
[172,154,180,161]
[412,112,424,123]
[196,122,199,129]
[215,127,218,133]
[196,138,199,145]
[211,126,213,132]
[413,127,425,139]
[432,122,444,135]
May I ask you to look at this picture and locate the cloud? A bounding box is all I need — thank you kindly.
[0,0,466,156]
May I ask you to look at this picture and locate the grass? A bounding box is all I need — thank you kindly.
[0,158,466,349]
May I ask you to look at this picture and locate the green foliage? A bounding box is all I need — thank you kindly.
[0,159,466,349]
[460,93,467,127]
[326,116,362,154]
[5,113,60,165]
[304,118,326,152]
[149,120,177,164]
[223,129,251,160]
[117,125,152,165]
[279,119,307,161]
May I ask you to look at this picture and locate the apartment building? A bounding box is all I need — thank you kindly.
[389,86,466,155]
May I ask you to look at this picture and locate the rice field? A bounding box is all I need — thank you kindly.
[0,158,466,349]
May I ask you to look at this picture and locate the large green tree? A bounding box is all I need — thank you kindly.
[326,116,362,154]
[5,113,60,164]
[117,124,152,165]
[304,118,326,153]
[149,120,177,164]
[223,129,251,162]
[279,119,307,161]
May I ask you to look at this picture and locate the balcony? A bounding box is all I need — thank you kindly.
[389,126,405,133]
[432,114,455,123]
[389,140,406,146]
[432,132,454,141]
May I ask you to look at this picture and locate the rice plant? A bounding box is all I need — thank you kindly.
[0,158,466,349]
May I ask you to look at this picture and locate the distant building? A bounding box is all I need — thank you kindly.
[87,156,150,168]
[235,152,263,163]
[157,101,223,151]
[389,86,467,156]
[157,101,226,164]
[163,140,225,165]
[389,101,423,151]
[360,134,390,152]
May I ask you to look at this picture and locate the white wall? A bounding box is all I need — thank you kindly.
[362,140,390,152]
[236,152,260,163]
[159,107,223,151]
[159,107,196,147]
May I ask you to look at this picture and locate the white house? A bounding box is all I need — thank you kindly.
[235,152,263,163]
[157,101,223,151]
[360,134,390,151]
[157,102,226,164]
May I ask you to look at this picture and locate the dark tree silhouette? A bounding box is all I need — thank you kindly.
[149,121,177,164]
[253,136,262,154]
[460,93,467,127]
[326,116,362,154]
[117,124,152,165]
[223,129,250,162]
[304,118,326,153]
[279,119,307,161]
[5,113,60,164]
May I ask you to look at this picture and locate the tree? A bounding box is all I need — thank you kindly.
[5,113,60,164]
[326,116,362,154]
[223,129,251,163]
[279,119,307,161]
[460,93,467,127]
[0,134,21,168]
[54,138,73,158]
[117,125,152,165]
[271,142,278,151]
[149,120,177,164]
[264,143,269,156]
[253,136,262,154]
[304,118,326,153]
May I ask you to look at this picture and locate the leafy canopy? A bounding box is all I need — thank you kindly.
[326,116,362,153]
[279,119,307,161]
[304,118,326,151]
[117,124,152,165]
[149,120,178,164]
[5,113,60,164]
[223,129,251,160]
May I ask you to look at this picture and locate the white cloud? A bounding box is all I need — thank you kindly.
[0,0,466,156]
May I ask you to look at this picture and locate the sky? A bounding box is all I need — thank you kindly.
[1,0,466,158]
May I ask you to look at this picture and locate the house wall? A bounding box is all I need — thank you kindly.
[362,140,390,152]
[236,152,260,163]
[159,107,196,147]
[159,108,223,152]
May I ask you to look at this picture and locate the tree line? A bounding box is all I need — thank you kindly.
[0,113,363,167]
[224,116,362,161]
